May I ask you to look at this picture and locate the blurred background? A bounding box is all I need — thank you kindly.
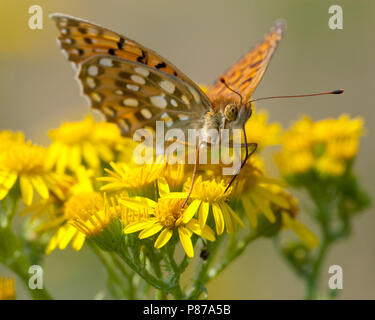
[0,0,374,299]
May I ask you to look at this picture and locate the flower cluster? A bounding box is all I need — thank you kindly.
[0,106,367,300]
[275,115,363,177]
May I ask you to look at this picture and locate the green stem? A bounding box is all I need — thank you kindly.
[109,252,137,299]
[305,233,331,300]
[165,245,183,299]
[115,247,170,293]
[89,242,128,299]
[0,198,52,300]
[186,235,224,300]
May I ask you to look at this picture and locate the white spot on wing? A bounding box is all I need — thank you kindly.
[161,112,173,127]
[91,92,102,103]
[86,77,96,89]
[140,108,152,119]
[188,86,201,103]
[134,67,150,77]
[99,58,113,67]
[159,80,175,94]
[126,84,139,91]
[178,114,189,121]
[118,119,130,133]
[150,96,167,108]
[130,74,146,85]
[123,98,139,107]
[170,99,178,107]
[87,65,99,76]
[103,107,115,117]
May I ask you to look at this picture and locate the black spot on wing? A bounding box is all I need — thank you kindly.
[155,62,166,69]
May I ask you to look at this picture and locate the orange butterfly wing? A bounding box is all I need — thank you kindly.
[49,14,211,107]
[206,21,286,108]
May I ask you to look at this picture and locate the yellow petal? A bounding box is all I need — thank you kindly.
[219,202,233,234]
[69,145,82,170]
[45,233,58,254]
[183,199,201,224]
[198,201,210,228]
[291,219,319,249]
[251,194,276,223]
[139,223,163,239]
[124,220,155,234]
[187,219,216,242]
[120,197,157,210]
[254,185,290,209]
[224,202,245,229]
[178,227,194,258]
[241,196,258,228]
[2,172,17,189]
[100,182,128,191]
[212,202,224,235]
[157,178,170,198]
[20,175,34,206]
[97,144,114,163]
[0,172,17,200]
[72,232,86,251]
[162,192,189,199]
[83,142,99,168]
[154,228,173,248]
[55,144,68,174]
[281,211,293,228]
[30,175,49,199]
[45,143,61,171]
[58,225,77,250]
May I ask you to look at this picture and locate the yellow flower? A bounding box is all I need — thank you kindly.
[232,156,290,229]
[46,222,86,254]
[0,139,68,206]
[46,192,109,254]
[243,108,281,148]
[98,160,165,192]
[68,192,112,237]
[275,115,364,177]
[44,167,97,254]
[163,162,186,191]
[271,186,319,249]
[181,176,245,235]
[315,155,345,177]
[0,131,24,151]
[122,183,215,258]
[0,277,15,300]
[46,115,124,173]
[275,150,315,175]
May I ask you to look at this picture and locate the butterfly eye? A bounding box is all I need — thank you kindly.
[224,104,238,121]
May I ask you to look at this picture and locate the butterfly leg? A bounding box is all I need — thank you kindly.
[224,126,257,193]
[182,144,200,208]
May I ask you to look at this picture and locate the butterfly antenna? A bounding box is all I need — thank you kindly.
[250,89,344,103]
[220,77,243,105]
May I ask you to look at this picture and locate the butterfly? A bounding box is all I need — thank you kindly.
[50,13,285,197]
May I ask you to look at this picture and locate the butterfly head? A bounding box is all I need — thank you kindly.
[223,101,253,130]
[220,77,253,129]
